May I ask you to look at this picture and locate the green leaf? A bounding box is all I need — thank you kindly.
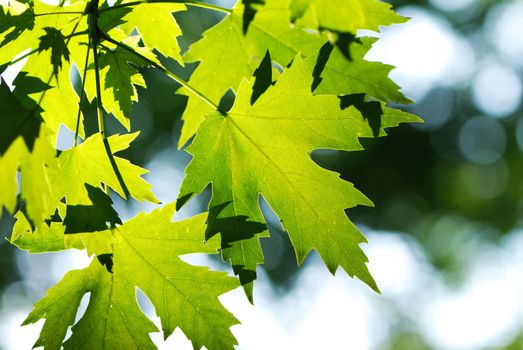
[96,35,151,129]
[3,131,156,228]
[120,2,186,62]
[178,0,408,146]
[24,204,240,350]
[82,31,159,130]
[51,132,159,205]
[10,207,85,253]
[178,54,421,295]
[0,138,25,214]
[1,0,89,140]
[0,78,43,155]
[24,258,158,350]
[290,0,408,33]
[0,2,35,48]
[19,126,59,226]
[63,184,122,234]
[38,27,71,77]
[314,38,411,103]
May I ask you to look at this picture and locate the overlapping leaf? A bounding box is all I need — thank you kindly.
[0,0,184,136]
[1,0,420,348]
[51,132,158,204]
[120,2,186,62]
[22,205,239,350]
[290,0,406,33]
[0,0,89,139]
[178,54,421,297]
[1,130,157,225]
[178,0,408,146]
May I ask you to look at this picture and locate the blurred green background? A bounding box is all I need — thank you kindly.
[1,0,523,349]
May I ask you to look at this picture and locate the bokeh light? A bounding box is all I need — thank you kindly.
[459,116,506,164]
[472,61,522,117]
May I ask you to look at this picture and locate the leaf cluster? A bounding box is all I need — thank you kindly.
[0,0,420,348]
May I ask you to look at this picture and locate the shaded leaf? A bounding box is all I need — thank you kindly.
[37,27,71,77]
[0,78,43,154]
[63,184,122,234]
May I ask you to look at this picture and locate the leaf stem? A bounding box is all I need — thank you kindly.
[5,48,39,68]
[99,0,232,14]
[74,36,92,147]
[35,11,84,17]
[99,30,221,112]
[89,1,106,139]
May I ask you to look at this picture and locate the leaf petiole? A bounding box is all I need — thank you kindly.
[99,0,232,15]
[34,11,84,17]
[73,35,91,147]
[99,30,222,113]
[88,0,106,139]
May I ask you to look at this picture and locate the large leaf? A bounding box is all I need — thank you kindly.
[178,54,421,297]
[23,204,240,350]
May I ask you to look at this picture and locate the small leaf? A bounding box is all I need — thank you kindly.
[37,27,71,77]
[119,2,186,63]
[52,132,159,205]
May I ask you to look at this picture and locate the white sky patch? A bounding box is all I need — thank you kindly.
[367,6,475,101]
[0,310,42,350]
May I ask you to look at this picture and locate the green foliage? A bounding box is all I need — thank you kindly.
[0,0,419,348]
[21,205,239,350]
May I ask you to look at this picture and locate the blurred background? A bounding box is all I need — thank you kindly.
[1,0,523,348]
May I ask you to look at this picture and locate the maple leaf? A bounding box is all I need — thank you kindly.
[178,0,408,146]
[1,131,157,225]
[119,2,186,62]
[0,138,25,216]
[11,205,85,253]
[37,27,71,77]
[94,34,153,129]
[178,54,421,297]
[0,77,44,155]
[290,0,407,34]
[0,0,89,139]
[50,132,159,205]
[23,204,240,350]
[18,127,58,226]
